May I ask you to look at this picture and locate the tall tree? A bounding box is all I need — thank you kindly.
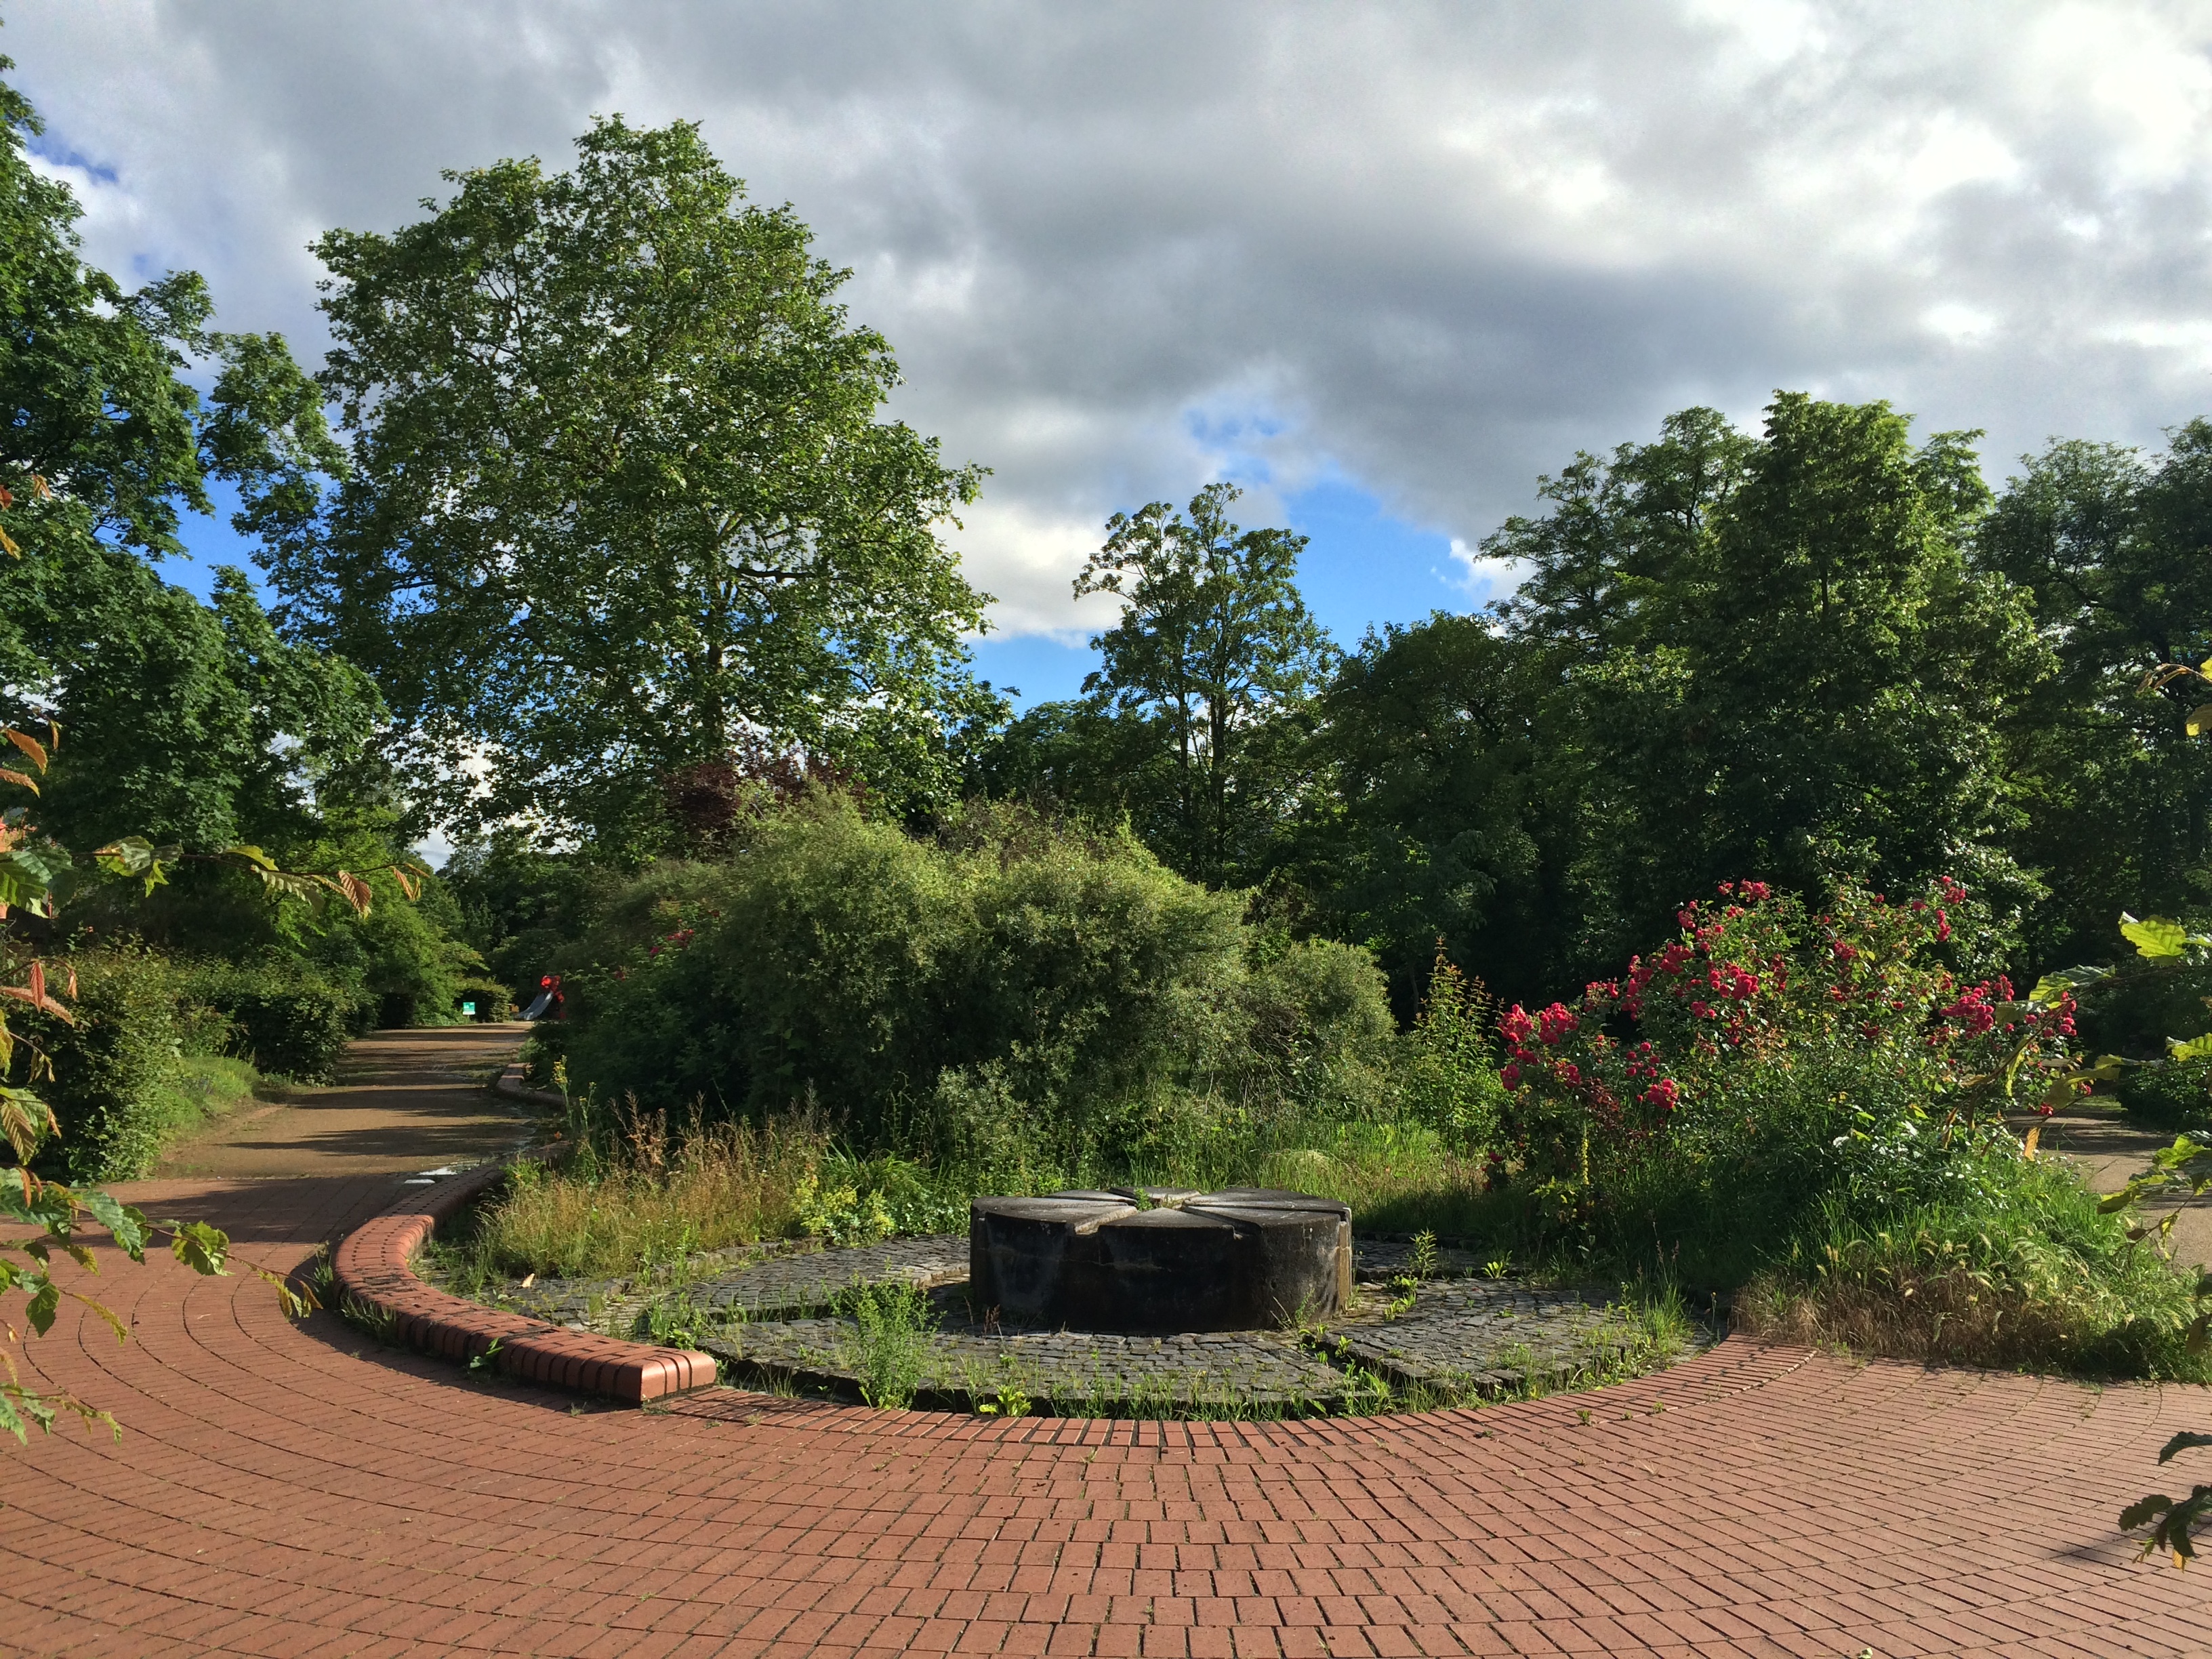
[1073,483,1334,884]
[1975,428,2212,964]
[0,47,369,856]
[262,118,996,853]
[1298,398,2051,998]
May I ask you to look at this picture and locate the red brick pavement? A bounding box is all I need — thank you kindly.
[6,1157,2212,1654]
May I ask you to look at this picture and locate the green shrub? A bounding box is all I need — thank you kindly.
[13,949,184,1181]
[2118,1057,2212,1132]
[1396,945,1507,1151]
[178,960,360,1081]
[451,976,514,1022]
[1738,1148,2211,1379]
[556,796,1398,1180]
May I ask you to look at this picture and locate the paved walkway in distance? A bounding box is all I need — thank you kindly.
[2035,1107,2212,1267]
[155,1024,537,1180]
[6,1037,2212,1658]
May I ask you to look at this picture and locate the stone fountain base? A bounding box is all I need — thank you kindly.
[967,1188,1351,1333]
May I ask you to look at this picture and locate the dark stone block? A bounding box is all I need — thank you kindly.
[968,1189,1351,1334]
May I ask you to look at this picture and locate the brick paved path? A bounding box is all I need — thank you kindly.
[7,1037,2212,1656]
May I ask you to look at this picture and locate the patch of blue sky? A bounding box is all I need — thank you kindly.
[25,134,119,186]
[146,476,276,605]
[970,465,1517,710]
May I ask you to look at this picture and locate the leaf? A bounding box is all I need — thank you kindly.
[2173,1035,2212,1063]
[24,1278,58,1334]
[79,1188,146,1261]
[2022,1124,2041,1161]
[0,524,18,559]
[4,727,51,772]
[388,863,423,901]
[334,869,373,916]
[168,1221,230,1276]
[2123,914,2190,959]
[0,769,39,795]
[2161,1433,2212,1464]
[93,835,173,895]
[0,844,59,911]
[2188,705,2212,738]
[2029,965,2109,1003]
[2122,1494,2173,1530]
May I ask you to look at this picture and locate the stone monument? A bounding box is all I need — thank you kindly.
[968,1187,1351,1334]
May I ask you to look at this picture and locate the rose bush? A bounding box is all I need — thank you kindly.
[1493,878,2083,1213]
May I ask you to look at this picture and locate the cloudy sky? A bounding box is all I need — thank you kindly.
[14,1,2212,701]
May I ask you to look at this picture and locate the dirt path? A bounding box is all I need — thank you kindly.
[2034,1107,2212,1267]
[155,1023,534,1179]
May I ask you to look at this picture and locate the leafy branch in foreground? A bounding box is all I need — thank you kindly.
[2106,649,2212,1564]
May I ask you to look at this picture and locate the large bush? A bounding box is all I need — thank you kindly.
[556,798,1395,1180]
[177,960,360,1081]
[6,949,249,1181]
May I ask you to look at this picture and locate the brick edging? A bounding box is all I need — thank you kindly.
[330,1154,717,1404]
[493,1061,566,1109]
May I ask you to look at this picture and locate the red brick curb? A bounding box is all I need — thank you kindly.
[329,1154,718,1404]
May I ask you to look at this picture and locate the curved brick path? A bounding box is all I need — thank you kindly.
[7,1039,2212,1656]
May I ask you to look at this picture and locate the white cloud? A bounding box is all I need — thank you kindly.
[12,1,2212,636]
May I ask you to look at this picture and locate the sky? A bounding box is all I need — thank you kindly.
[13,1,2212,705]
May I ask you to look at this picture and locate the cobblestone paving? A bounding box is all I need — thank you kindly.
[705,1307,1356,1409]
[691,1233,970,1315]
[657,1233,1688,1409]
[1322,1279,1662,1392]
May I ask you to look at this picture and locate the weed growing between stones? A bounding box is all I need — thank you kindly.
[837,1280,938,1409]
[338,1292,398,1347]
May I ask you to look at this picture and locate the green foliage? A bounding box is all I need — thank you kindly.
[268,115,998,850]
[10,949,186,1182]
[1395,945,1505,1150]
[177,959,358,1081]
[445,833,610,991]
[1063,483,1336,886]
[1740,1150,2212,1380]
[557,797,1396,1181]
[1297,397,2047,1003]
[836,1279,938,1410]
[1975,428,2212,970]
[451,976,512,1021]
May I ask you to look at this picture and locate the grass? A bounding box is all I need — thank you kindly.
[478,1103,827,1278]
[1733,1151,2212,1380]
[146,1054,273,1143]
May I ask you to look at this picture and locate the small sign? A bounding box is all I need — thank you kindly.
[461,1000,476,1017]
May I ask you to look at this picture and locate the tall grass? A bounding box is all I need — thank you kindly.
[480,1102,827,1278]
[1734,1151,2211,1379]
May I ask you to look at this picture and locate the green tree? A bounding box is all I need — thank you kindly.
[1298,612,1557,1004]
[263,117,997,854]
[1975,429,2212,968]
[1301,398,2050,998]
[1073,483,1335,884]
